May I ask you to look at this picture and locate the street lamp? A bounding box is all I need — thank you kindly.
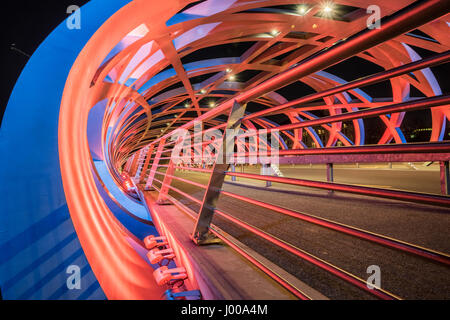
[322,2,335,15]
[297,5,308,15]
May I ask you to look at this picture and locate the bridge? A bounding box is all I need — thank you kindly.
[1,0,449,300]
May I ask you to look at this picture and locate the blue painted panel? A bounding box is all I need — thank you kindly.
[0,0,133,300]
[93,161,157,239]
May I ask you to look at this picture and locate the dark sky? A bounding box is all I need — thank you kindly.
[0,0,89,125]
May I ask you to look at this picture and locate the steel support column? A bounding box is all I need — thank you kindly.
[192,101,247,244]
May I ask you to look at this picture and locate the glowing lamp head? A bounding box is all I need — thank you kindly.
[322,2,334,14]
[297,6,307,15]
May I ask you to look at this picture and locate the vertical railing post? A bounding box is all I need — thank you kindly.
[144,138,166,191]
[157,138,180,204]
[133,147,147,182]
[326,163,334,183]
[192,101,247,245]
[440,160,449,195]
[139,144,155,184]
[124,153,135,173]
[262,164,272,187]
[231,164,236,182]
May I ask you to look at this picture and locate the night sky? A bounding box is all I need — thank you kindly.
[0,0,89,125]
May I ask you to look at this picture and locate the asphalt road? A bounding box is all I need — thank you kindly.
[151,166,450,300]
[238,164,444,194]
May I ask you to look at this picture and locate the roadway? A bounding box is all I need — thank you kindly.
[240,163,444,194]
[149,165,450,300]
